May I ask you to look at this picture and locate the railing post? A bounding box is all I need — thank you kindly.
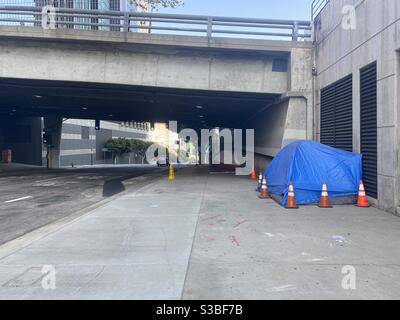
[207,17,213,38]
[0,7,312,41]
[41,5,56,30]
[292,21,299,41]
[123,12,129,32]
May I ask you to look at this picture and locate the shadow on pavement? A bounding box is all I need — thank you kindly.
[102,178,126,197]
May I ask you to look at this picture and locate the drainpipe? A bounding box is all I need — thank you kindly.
[311,20,317,142]
[312,58,317,141]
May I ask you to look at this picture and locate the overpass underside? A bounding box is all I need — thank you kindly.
[0,27,313,168]
[0,78,279,130]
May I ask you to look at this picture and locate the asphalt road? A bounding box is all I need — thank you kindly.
[0,164,164,245]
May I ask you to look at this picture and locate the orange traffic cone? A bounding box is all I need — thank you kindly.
[319,182,332,208]
[256,172,263,192]
[258,176,270,199]
[356,180,370,207]
[286,181,299,209]
[250,166,257,180]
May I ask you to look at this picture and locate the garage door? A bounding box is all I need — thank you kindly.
[320,74,353,152]
[360,62,378,199]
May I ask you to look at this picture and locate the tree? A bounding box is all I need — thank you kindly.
[105,138,132,164]
[130,139,153,163]
[132,0,184,12]
[105,138,154,164]
[131,0,184,34]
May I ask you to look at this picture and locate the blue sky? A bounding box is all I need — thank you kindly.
[157,0,313,21]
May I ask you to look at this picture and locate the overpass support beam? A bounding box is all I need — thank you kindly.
[43,116,62,169]
[289,47,313,140]
[281,96,307,147]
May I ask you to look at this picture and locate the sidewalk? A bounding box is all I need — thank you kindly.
[0,166,400,299]
[0,166,205,299]
[184,171,400,299]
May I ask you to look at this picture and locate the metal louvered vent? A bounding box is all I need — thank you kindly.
[320,74,353,152]
[360,62,377,199]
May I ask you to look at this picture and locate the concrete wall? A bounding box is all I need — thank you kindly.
[0,26,315,95]
[0,116,42,165]
[314,0,400,214]
[246,94,308,175]
[0,38,289,95]
[250,99,289,158]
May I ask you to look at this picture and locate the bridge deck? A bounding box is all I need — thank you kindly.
[0,25,312,53]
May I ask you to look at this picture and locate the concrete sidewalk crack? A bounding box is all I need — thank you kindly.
[180,173,210,300]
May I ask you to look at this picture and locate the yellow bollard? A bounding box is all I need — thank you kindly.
[168,163,175,180]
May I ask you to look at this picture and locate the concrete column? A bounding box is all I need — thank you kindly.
[43,116,63,169]
[281,96,307,147]
[289,47,313,140]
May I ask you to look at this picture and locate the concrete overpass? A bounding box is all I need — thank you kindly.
[0,8,313,168]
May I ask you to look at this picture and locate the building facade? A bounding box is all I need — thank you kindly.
[0,0,136,28]
[42,119,152,167]
[314,0,400,214]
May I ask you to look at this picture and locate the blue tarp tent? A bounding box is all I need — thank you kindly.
[264,141,362,206]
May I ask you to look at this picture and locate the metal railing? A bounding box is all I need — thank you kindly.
[0,5,312,41]
[311,0,329,20]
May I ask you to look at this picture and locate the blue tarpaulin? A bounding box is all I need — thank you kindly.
[264,140,362,206]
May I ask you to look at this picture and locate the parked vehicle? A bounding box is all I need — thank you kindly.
[156,156,170,167]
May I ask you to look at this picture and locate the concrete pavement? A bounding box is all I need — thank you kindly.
[0,166,206,299]
[0,164,164,245]
[0,166,400,299]
[183,172,400,300]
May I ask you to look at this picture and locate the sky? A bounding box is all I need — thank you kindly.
[156,0,314,21]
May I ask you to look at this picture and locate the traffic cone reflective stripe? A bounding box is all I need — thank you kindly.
[319,182,332,208]
[168,163,175,180]
[286,181,299,209]
[258,177,270,199]
[256,173,263,192]
[356,180,369,207]
[358,183,366,195]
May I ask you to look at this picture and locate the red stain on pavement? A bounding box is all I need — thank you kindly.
[233,220,248,228]
[228,235,240,246]
[203,215,222,221]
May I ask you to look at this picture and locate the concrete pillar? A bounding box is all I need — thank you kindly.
[43,116,63,169]
[289,47,313,140]
[281,96,307,147]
